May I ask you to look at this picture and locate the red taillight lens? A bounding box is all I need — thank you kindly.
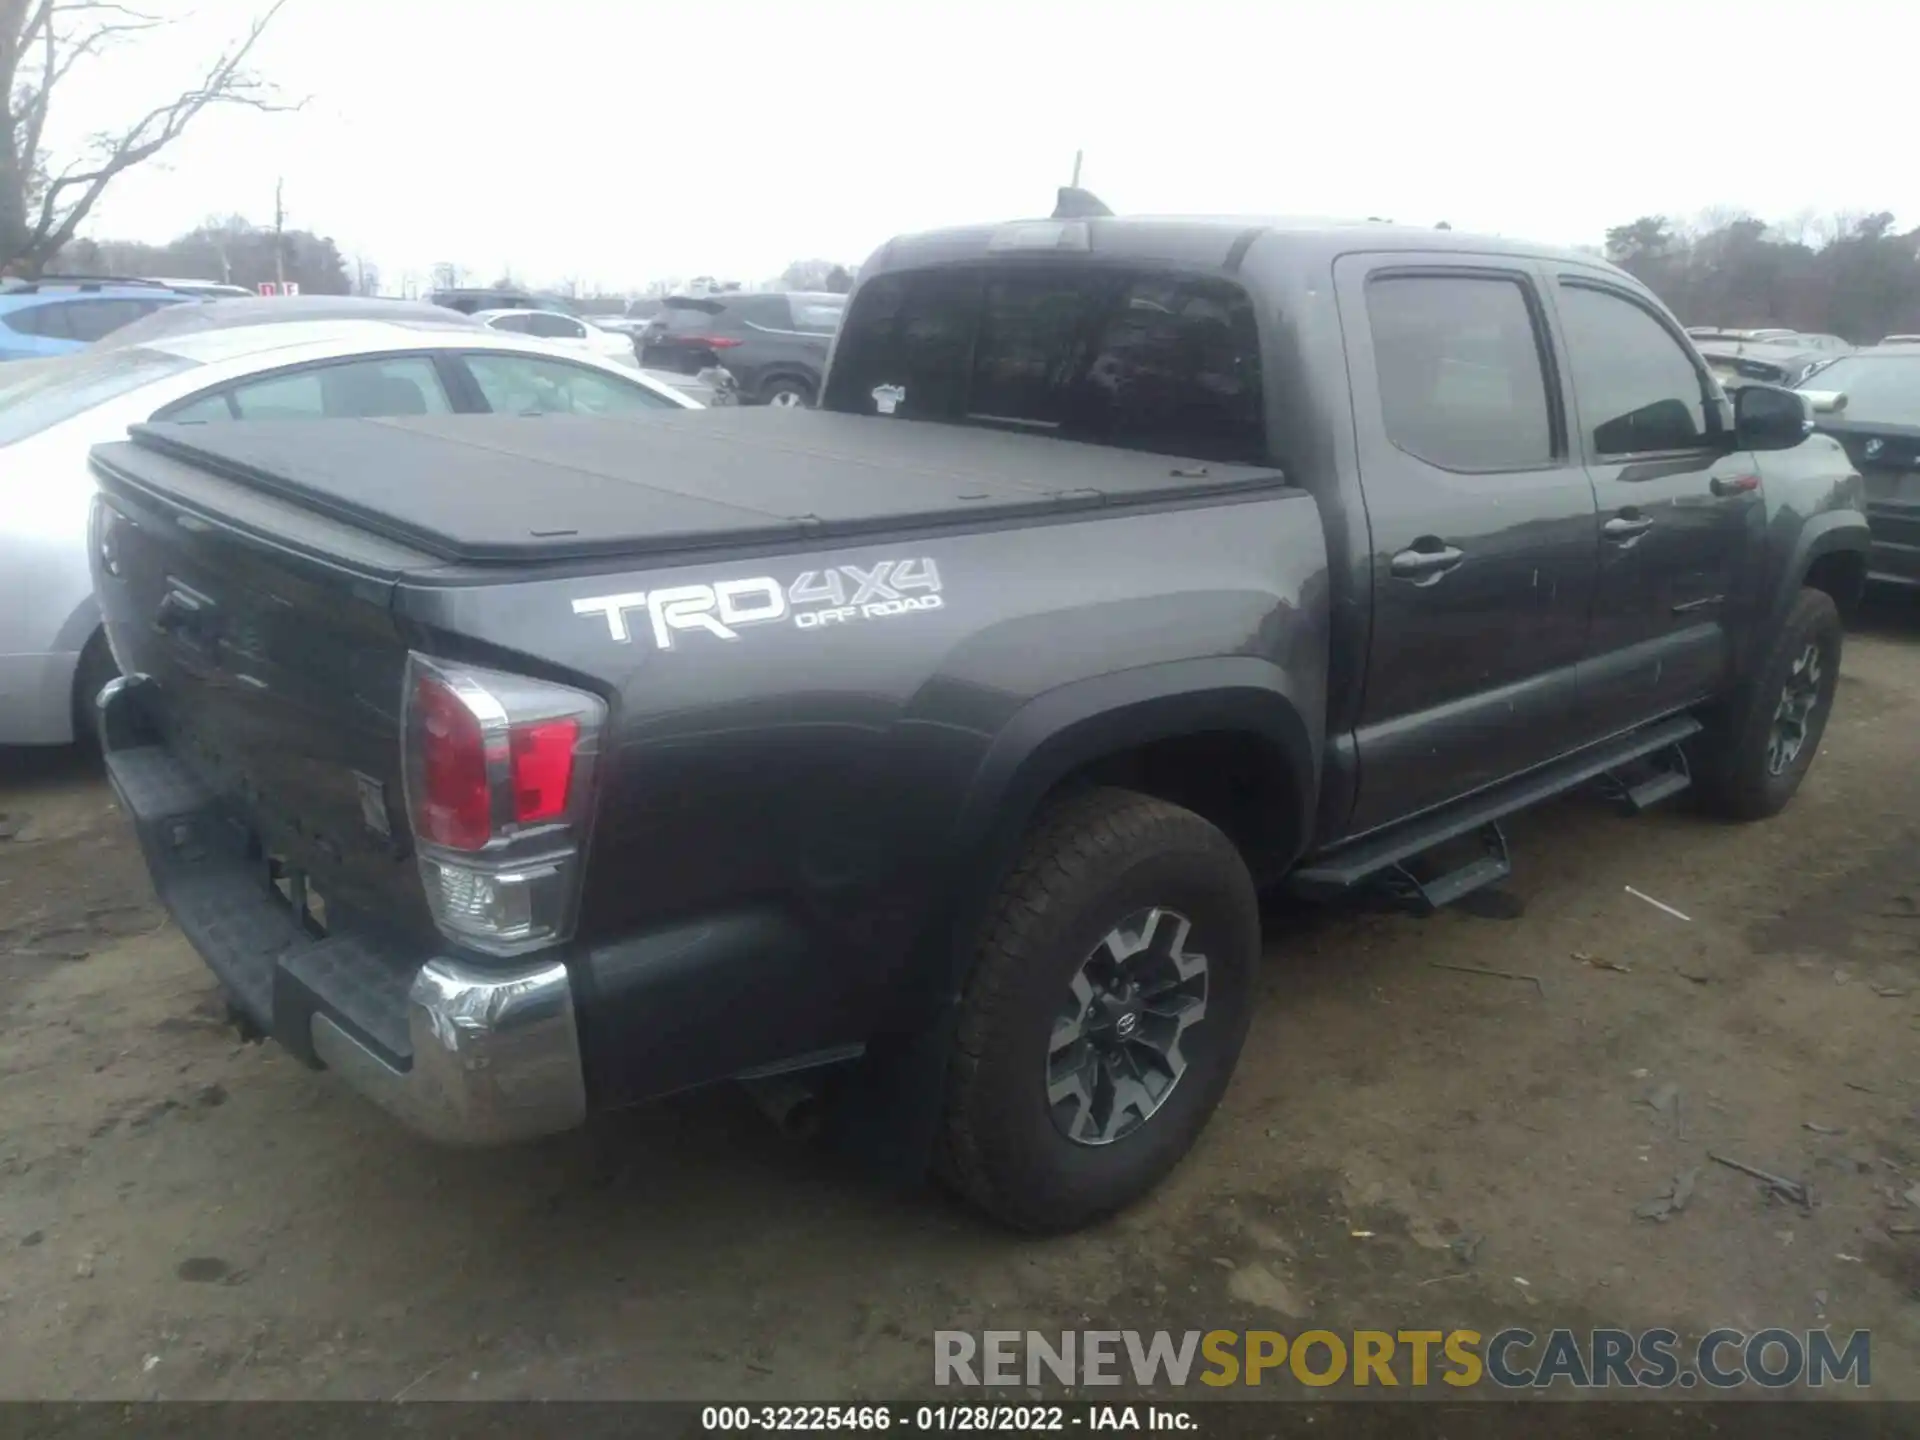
[510,719,578,823]
[402,654,605,955]
[414,674,492,851]
[685,334,743,349]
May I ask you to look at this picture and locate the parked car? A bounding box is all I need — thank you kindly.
[1696,338,1835,391]
[1878,334,1920,346]
[1685,326,1798,343]
[0,317,698,748]
[0,277,198,360]
[428,286,581,316]
[471,308,638,365]
[1688,327,1849,357]
[640,290,845,407]
[145,278,259,300]
[1795,343,1920,588]
[100,295,486,347]
[1783,332,1852,354]
[83,204,1867,1233]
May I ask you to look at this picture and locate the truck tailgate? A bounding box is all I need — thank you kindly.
[90,435,433,944]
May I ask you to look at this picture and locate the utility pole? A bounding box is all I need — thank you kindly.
[1071,150,1083,188]
[273,178,287,287]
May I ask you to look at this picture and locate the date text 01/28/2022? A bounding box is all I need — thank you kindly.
[700,1406,1195,1432]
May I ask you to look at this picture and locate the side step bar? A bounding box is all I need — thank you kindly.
[1374,821,1512,915]
[1291,714,1703,906]
[1596,741,1693,815]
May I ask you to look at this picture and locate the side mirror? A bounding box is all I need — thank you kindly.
[1797,389,1848,415]
[1734,384,1812,451]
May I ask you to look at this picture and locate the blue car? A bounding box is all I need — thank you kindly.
[0,278,199,361]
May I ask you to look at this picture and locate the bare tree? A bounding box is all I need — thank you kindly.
[1,0,299,275]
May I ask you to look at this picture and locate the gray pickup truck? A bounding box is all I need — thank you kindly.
[88,201,1869,1232]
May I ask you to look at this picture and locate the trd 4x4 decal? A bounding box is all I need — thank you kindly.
[572,558,944,649]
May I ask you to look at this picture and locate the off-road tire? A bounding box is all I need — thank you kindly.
[936,787,1260,1233]
[1693,587,1843,822]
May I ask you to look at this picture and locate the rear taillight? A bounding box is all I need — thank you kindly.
[401,654,605,957]
[683,334,743,349]
[509,720,579,823]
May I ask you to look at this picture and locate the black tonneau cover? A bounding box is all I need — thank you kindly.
[95,408,1289,564]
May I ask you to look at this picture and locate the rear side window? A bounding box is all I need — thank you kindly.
[522,313,585,340]
[488,312,537,333]
[63,297,173,343]
[792,299,845,333]
[824,265,1266,464]
[220,356,454,419]
[1556,283,1713,455]
[656,298,728,330]
[463,353,679,414]
[1365,274,1555,471]
[4,301,73,339]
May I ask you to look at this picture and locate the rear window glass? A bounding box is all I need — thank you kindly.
[792,299,846,333]
[653,299,731,333]
[822,265,1266,464]
[0,345,197,445]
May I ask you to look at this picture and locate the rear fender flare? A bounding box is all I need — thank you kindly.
[931,655,1319,998]
[836,657,1317,1180]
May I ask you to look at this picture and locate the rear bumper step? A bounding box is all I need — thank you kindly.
[99,677,586,1146]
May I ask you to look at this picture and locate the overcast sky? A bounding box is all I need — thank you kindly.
[51,0,1917,293]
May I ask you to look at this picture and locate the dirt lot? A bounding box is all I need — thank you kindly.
[1,602,1917,1404]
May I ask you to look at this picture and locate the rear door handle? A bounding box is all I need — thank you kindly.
[1390,543,1465,582]
[1602,515,1653,540]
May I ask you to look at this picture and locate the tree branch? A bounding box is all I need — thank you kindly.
[14,0,298,268]
[20,11,164,172]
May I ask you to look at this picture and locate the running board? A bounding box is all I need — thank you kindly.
[1291,714,1704,902]
[1596,742,1693,815]
[1374,822,1511,915]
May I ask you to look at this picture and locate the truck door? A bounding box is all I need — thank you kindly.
[1546,276,1765,735]
[1333,255,1599,834]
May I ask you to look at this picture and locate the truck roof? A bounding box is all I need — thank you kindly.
[866,213,1619,281]
[96,409,1291,566]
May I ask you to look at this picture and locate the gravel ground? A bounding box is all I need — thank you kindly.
[0,599,1916,1402]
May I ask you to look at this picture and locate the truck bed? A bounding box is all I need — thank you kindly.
[99,408,1292,565]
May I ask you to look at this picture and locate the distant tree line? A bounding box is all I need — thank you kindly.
[1607,211,1920,342]
[57,217,351,294]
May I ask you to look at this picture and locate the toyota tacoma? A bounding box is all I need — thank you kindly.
[88,198,1869,1232]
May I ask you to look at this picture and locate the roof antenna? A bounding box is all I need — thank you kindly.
[1054,153,1112,221]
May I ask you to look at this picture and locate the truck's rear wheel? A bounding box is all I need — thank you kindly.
[1694,587,1843,821]
[938,788,1259,1233]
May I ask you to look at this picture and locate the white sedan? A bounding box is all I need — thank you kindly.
[0,315,699,747]
[471,308,638,365]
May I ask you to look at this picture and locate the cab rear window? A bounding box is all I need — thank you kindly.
[822,264,1266,464]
